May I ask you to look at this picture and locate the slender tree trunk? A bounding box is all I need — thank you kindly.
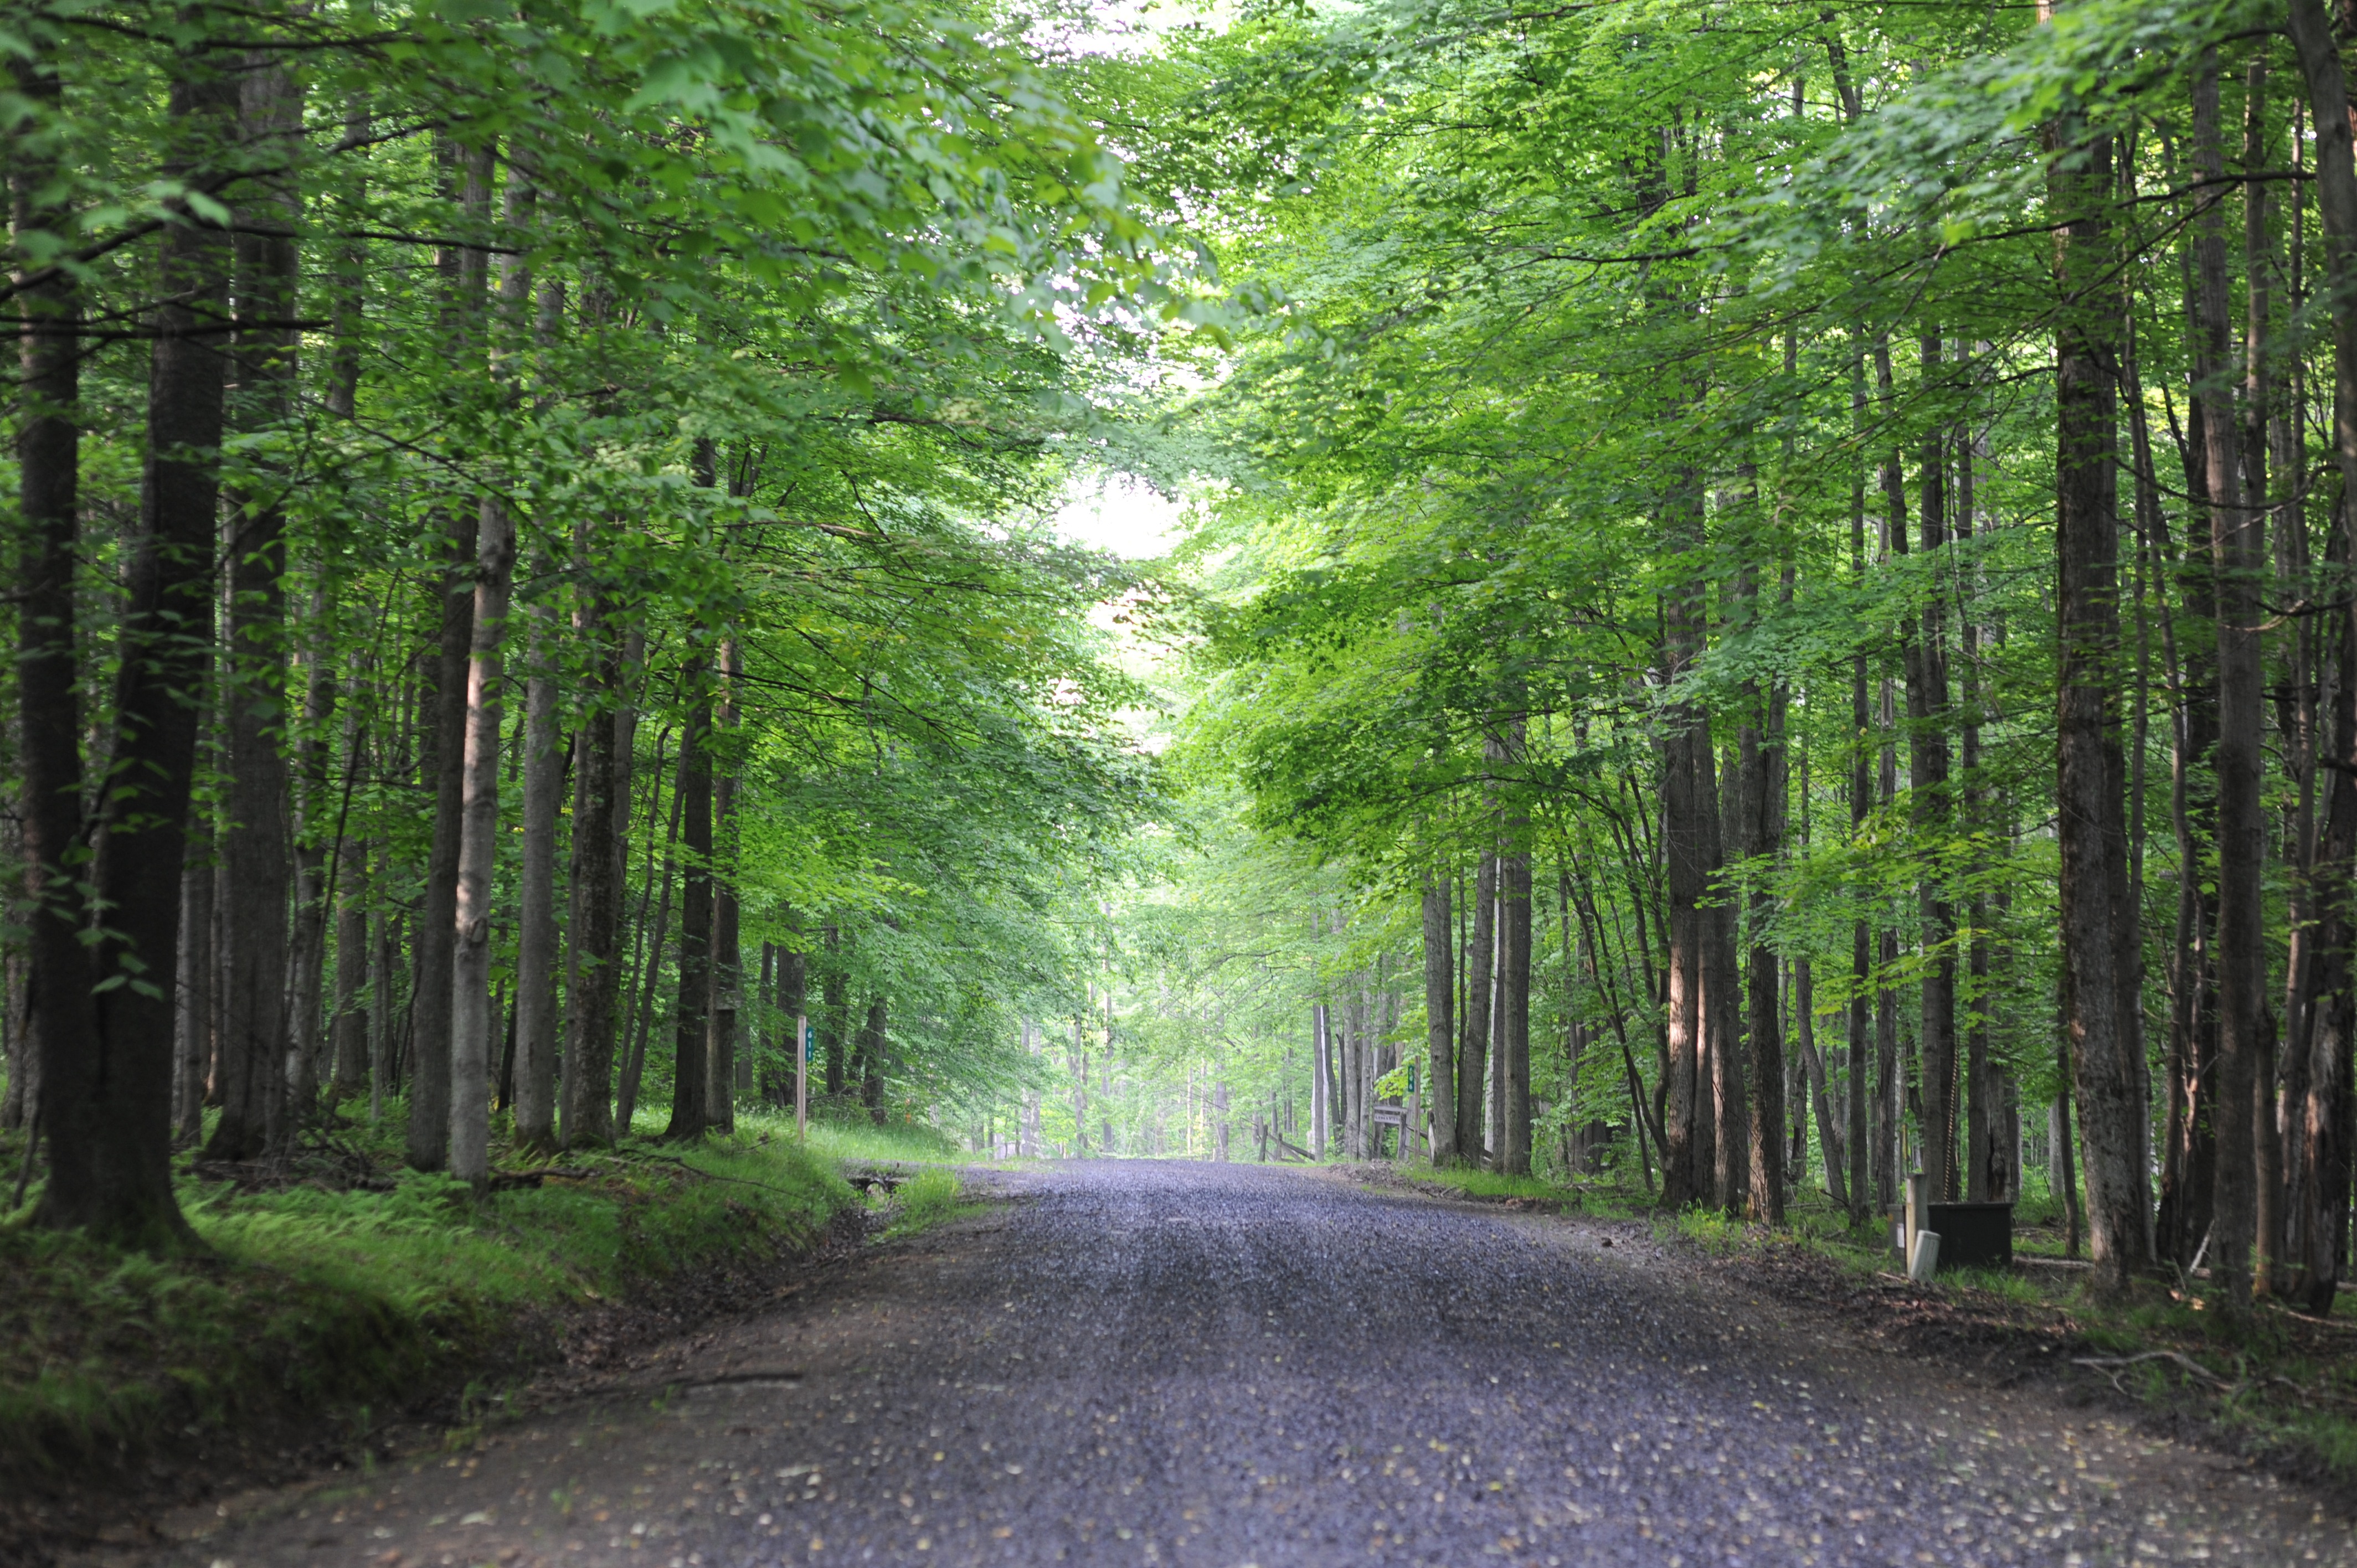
[514,647,562,1149]
[406,139,492,1173]
[450,485,514,1188]
[1848,348,1874,1221]
[1499,723,1533,1175]
[560,560,625,1149]
[1708,743,1747,1213]
[13,40,97,1204]
[2286,0,2357,1316]
[2194,54,2264,1315]
[1423,873,1458,1165]
[661,673,713,1141]
[822,924,847,1097]
[2052,111,2153,1292]
[205,54,305,1163]
[707,639,741,1132]
[860,998,887,1125]
[1459,852,1496,1163]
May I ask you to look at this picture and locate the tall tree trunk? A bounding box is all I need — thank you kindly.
[1423,872,1458,1166]
[1848,347,1874,1222]
[2052,111,2153,1292]
[514,639,562,1149]
[860,998,887,1125]
[1459,851,1496,1163]
[560,558,624,1149]
[406,138,492,1173]
[1738,529,1787,1221]
[12,40,97,1202]
[1660,467,1715,1209]
[1708,743,1747,1213]
[707,639,741,1132]
[2194,53,2264,1316]
[1499,728,1533,1175]
[2286,0,2357,1316]
[822,924,847,1097]
[205,53,304,1163]
[661,673,713,1141]
[450,484,514,1188]
[176,829,214,1141]
[38,41,235,1246]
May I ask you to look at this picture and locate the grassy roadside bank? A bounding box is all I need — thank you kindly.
[1349,1156,2357,1493]
[0,1106,958,1492]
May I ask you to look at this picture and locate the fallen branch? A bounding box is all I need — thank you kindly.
[2071,1350,2241,1396]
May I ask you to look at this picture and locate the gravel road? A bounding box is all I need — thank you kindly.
[147,1162,2356,1567]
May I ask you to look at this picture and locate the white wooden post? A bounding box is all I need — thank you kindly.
[795,1012,809,1139]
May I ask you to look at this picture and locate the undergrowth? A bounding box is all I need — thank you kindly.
[0,1102,868,1481]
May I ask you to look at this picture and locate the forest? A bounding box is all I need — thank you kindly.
[7,0,2357,1340]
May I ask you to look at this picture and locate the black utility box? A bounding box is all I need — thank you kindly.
[1925,1201,2013,1270]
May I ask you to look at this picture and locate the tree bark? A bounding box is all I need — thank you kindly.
[1459,851,1496,1164]
[514,642,562,1148]
[450,484,514,1188]
[1423,873,1458,1165]
[2051,112,2153,1292]
[13,39,97,1205]
[204,51,304,1163]
[37,40,235,1246]
[2194,52,2263,1315]
[560,554,625,1149]
[2286,0,2357,1316]
[707,639,741,1132]
[406,138,492,1173]
[661,673,713,1141]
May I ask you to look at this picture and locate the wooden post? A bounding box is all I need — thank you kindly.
[795,1012,809,1139]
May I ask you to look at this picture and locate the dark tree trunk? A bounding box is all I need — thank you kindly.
[822,923,847,1097]
[859,998,888,1125]
[1423,873,1458,1166]
[2052,116,2153,1291]
[560,563,625,1149]
[204,53,303,1163]
[2286,0,2357,1315]
[2194,53,2263,1314]
[13,42,97,1203]
[1459,850,1496,1163]
[404,137,491,1173]
[707,641,741,1132]
[661,677,713,1141]
[37,44,235,1247]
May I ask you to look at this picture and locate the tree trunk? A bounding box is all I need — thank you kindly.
[661,674,713,1141]
[205,53,305,1164]
[860,998,888,1125]
[514,648,562,1148]
[2195,53,2263,1315]
[450,486,514,1188]
[1423,873,1458,1165]
[2286,0,2357,1316]
[707,640,741,1132]
[1739,580,1786,1222]
[2052,114,2152,1292]
[37,43,235,1247]
[13,39,97,1198]
[1499,729,1534,1176]
[406,139,492,1173]
[560,560,625,1149]
[822,923,847,1097]
[1459,851,1496,1163]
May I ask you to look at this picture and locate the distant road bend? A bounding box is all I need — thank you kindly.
[166,1162,2354,1567]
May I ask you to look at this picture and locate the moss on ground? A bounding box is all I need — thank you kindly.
[0,1102,869,1482]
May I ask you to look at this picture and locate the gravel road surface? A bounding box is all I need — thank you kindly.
[143,1162,2356,1567]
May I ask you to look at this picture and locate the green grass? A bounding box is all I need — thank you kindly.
[0,1101,864,1481]
[797,1113,963,1165]
[1389,1160,1589,1205]
[878,1167,976,1239]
